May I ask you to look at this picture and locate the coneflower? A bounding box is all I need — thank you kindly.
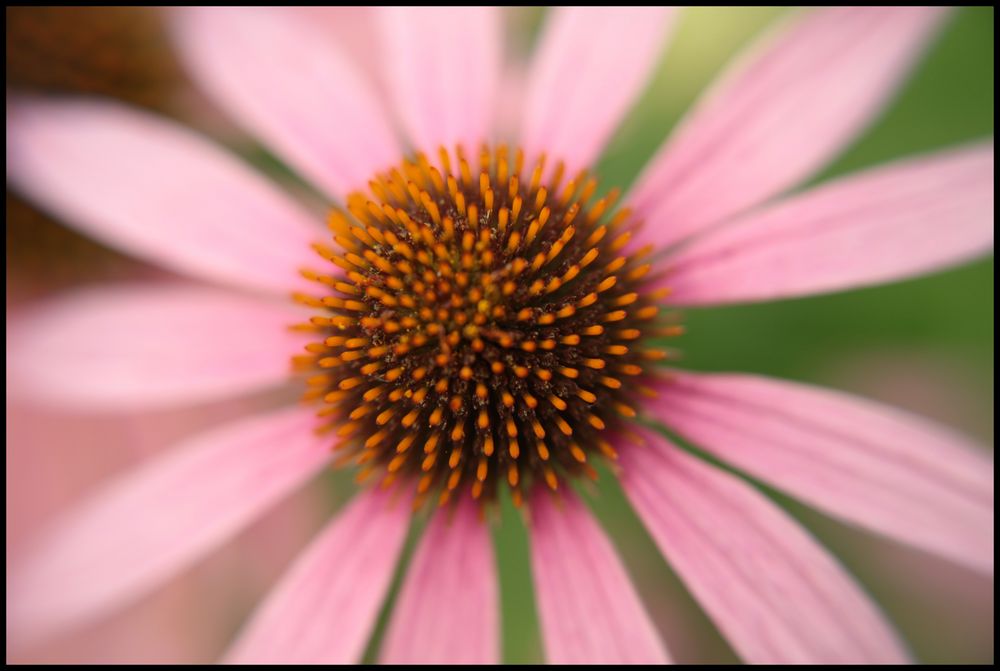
[6,7,993,664]
[299,144,674,507]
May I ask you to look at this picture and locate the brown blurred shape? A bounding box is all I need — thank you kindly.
[6,6,184,108]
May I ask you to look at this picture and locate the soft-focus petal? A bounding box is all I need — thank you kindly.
[621,429,908,663]
[225,488,411,664]
[7,284,307,410]
[7,407,330,644]
[629,7,948,249]
[520,7,676,175]
[659,143,994,304]
[647,371,994,574]
[529,489,670,664]
[377,7,501,153]
[380,495,498,664]
[173,8,400,199]
[289,8,384,96]
[6,99,321,295]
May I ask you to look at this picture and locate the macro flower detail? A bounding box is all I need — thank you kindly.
[6,6,994,665]
[300,145,673,505]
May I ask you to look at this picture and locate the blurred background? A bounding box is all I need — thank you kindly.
[6,6,994,664]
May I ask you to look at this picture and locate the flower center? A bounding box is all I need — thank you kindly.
[295,145,673,509]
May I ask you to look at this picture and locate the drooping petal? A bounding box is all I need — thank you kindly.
[7,284,308,410]
[520,7,676,175]
[225,487,411,664]
[172,7,401,199]
[529,489,670,664]
[7,407,331,644]
[376,7,501,153]
[380,495,499,664]
[659,142,994,304]
[621,429,909,663]
[629,7,948,250]
[647,371,994,575]
[6,99,321,295]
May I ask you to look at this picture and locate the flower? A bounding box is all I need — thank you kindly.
[5,6,994,665]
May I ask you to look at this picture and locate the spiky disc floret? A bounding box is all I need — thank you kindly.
[294,145,678,509]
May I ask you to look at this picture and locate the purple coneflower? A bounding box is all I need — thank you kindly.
[6,6,993,664]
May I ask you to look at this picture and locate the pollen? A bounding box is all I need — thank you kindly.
[294,145,678,509]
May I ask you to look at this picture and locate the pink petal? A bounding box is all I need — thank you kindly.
[289,8,384,96]
[629,7,948,250]
[660,142,994,305]
[647,371,994,575]
[7,407,331,644]
[225,488,411,664]
[520,8,676,175]
[529,489,670,664]
[6,99,321,295]
[376,7,501,153]
[172,8,401,199]
[6,284,308,411]
[380,495,499,664]
[621,428,909,663]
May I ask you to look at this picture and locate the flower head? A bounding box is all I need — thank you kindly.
[6,6,994,665]
[300,144,673,506]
